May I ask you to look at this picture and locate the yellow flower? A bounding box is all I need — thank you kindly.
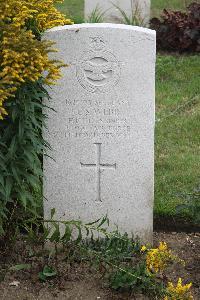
[0,0,73,30]
[146,242,172,273]
[140,245,147,252]
[164,278,193,300]
[0,106,8,120]
[158,241,168,251]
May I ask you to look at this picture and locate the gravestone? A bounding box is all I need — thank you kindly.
[43,24,156,243]
[85,0,151,25]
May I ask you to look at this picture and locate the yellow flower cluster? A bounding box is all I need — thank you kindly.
[140,245,147,252]
[164,278,193,300]
[0,0,72,30]
[146,242,173,273]
[140,243,193,299]
[0,0,73,120]
[30,0,72,31]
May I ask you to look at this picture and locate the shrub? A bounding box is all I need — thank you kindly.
[150,2,200,53]
[0,0,73,238]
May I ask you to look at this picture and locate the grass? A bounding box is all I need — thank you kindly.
[55,1,199,220]
[56,0,84,23]
[155,55,200,217]
[151,0,193,17]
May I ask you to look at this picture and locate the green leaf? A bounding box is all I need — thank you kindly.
[18,189,27,209]
[0,173,4,186]
[97,216,109,228]
[38,272,46,281]
[61,225,72,242]
[76,226,82,244]
[5,177,13,200]
[8,136,17,157]
[43,224,51,240]
[9,264,31,271]
[10,163,21,184]
[85,219,100,227]
[43,266,57,277]
[23,149,35,165]
[51,208,56,219]
[11,106,18,122]
[49,223,60,243]
[18,118,25,140]
[26,173,40,187]
[0,159,7,171]
[39,266,57,281]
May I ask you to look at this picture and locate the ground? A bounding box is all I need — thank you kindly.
[0,232,199,299]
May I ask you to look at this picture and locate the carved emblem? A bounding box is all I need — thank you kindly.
[76,37,120,93]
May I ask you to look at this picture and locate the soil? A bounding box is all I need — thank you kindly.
[154,216,200,233]
[0,231,200,300]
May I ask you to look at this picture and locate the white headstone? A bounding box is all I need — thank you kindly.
[85,0,151,25]
[43,24,156,243]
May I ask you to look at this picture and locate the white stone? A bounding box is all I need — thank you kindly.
[43,24,156,243]
[85,0,151,25]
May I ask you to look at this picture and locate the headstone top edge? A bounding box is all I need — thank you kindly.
[45,23,156,36]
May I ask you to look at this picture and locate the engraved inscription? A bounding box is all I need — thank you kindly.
[76,37,120,93]
[65,96,132,139]
[80,143,116,202]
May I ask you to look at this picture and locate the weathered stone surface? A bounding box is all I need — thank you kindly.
[85,0,151,25]
[43,24,156,243]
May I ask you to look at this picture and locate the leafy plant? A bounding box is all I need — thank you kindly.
[25,215,162,297]
[109,263,164,298]
[0,0,73,241]
[150,2,200,52]
[7,214,193,299]
[0,81,49,239]
[176,186,200,224]
[85,5,106,23]
[112,0,146,26]
[39,265,57,281]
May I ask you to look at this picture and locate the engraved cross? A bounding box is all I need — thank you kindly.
[80,143,116,202]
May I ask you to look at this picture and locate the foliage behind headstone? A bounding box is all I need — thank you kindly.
[150,2,200,53]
